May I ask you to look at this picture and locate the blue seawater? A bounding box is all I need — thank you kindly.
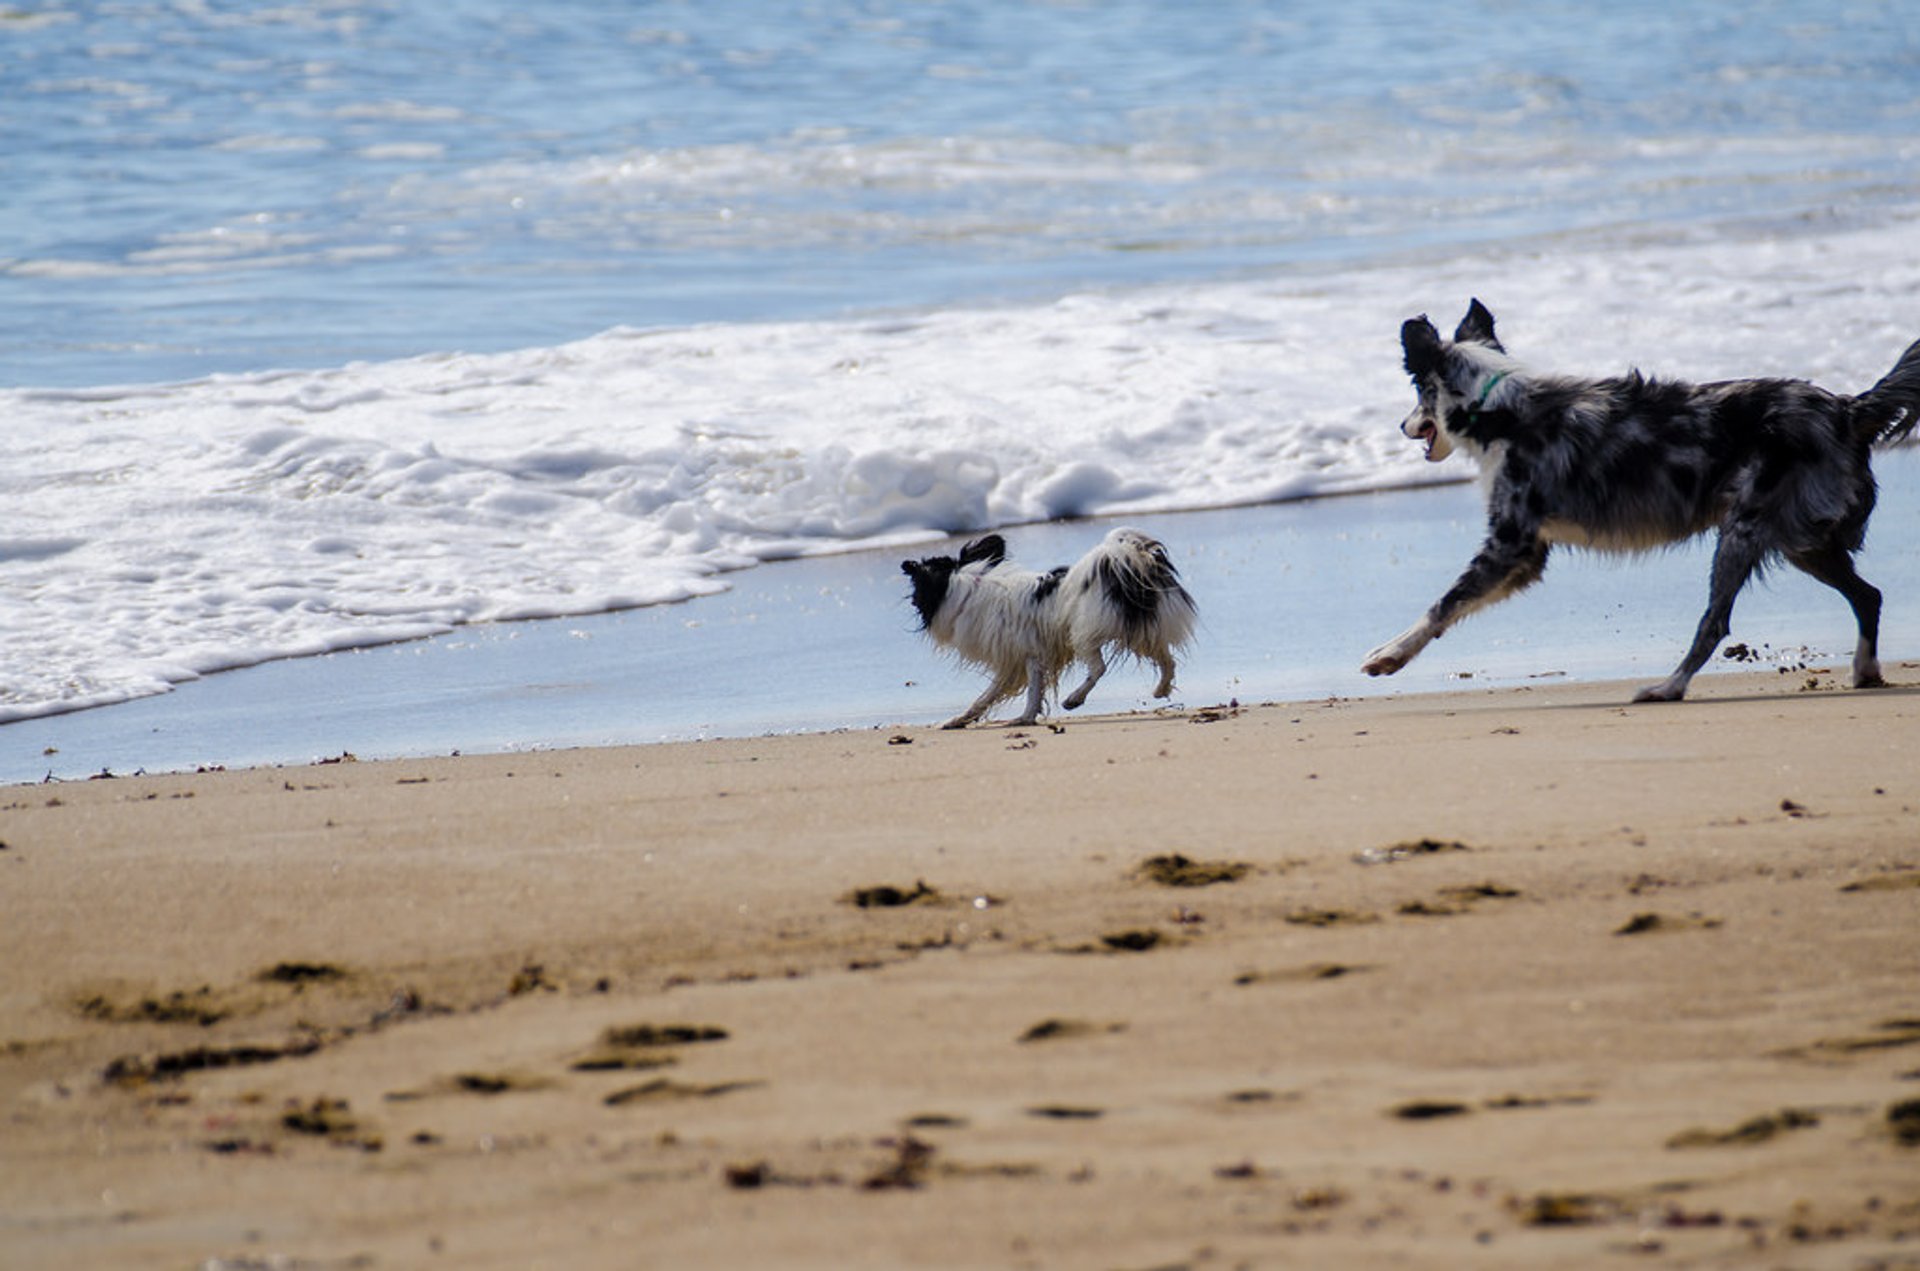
[6,1,1920,763]
[7,0,1917,387]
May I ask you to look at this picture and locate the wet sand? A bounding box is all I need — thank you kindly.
[2,670,1918,1269]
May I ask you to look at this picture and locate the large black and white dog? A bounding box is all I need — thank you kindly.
[1365,300,1920,701]
[903,527,1197,728]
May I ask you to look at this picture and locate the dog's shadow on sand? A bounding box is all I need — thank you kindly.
[914,678,1920,732]
[1570,678,1920,712]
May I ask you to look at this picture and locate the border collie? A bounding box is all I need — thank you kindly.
[902,527,1197,728]
[1365,299,1920,701]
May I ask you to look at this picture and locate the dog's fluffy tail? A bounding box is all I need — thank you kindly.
[1086,528,1198,648]
[1854,336,1920,446]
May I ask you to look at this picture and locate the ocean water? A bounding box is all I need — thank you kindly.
[5,1,1920,758]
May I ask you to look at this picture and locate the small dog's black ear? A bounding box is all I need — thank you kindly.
[1402,315,1444,377]
[901,560,919,576]
[958,534,1005,567]
[1454,298,1502,350]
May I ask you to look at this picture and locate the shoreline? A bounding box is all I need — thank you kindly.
[3,670,1917,1268]
[11,443,1920,785]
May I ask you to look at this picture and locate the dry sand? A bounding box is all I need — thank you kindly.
[2,668,1918,1269]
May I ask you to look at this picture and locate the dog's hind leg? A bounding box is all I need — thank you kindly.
[1634,524,1769,703]
[1061,647,1107,711]
[1787,543,1884,688]
[1149,647,1177,698]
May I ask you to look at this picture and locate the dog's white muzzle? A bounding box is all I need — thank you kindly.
[1402,409,1452,462]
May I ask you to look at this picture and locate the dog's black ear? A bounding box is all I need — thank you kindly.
[958,534,1005,567]
[901,560,920,577]
[1454,298,1502,350]
[1401,315,1444,378]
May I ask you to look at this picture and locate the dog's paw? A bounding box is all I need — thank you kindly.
[941,718,973,730]
[1361,651,1405,677]
[1364,622,1433,677]
[1362,634,1420,677]
[1630,682,1686,704]
[1061,694,1086,711]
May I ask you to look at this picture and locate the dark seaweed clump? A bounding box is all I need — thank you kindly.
[1391,1100,1471,1120]
[1017,1018,1124,1043]
[1666,1107,1818,1148]
[1887,1099,1920,1147]
[1517,1192,1618,1226]
[103,1039,323,1086]
[1133,853,1250,888]
[1283,908,1378,928]
[601,1024,728,1047]
[78,988,227,1028]
[847,881,940,908]
[1614,912,1722,936]
[259,962,347,984]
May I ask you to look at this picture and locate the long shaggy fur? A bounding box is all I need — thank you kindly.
[902,527,1197,728]
[1366,299,1920,701]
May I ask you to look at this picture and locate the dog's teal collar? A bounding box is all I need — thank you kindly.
[1468,370,1511,416]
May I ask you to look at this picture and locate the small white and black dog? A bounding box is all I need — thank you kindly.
[1365,299,1920,701]
[902,527,1197,728]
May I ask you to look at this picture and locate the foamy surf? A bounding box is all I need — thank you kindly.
[5,214,1919,722]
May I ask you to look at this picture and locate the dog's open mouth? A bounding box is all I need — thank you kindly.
[1414,421,1441,461]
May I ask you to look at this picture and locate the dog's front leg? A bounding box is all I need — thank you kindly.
[1364,528,1547,676]
[1009,656,1048,726]
[945,671,1022,729]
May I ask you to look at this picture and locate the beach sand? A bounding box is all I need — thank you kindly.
[2,670,1917,1269]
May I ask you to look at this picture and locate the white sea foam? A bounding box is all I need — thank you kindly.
[5,214,1918,721]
